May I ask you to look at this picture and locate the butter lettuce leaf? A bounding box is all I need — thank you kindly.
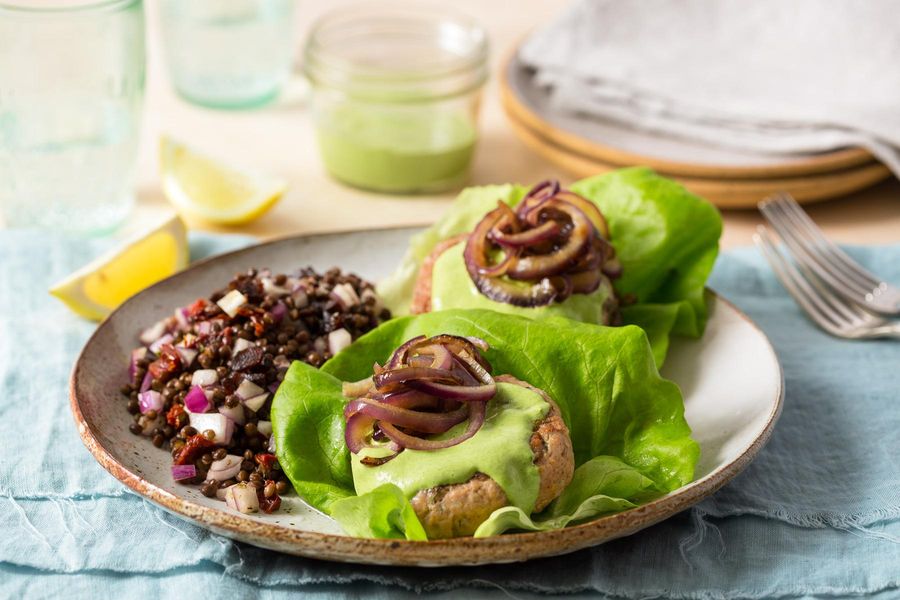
[377,168,721,366]
[329,483,427,541]
[270,309,698,538]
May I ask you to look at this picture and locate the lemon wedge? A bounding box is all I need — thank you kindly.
[49,214,189,321]
[160,136,287,225]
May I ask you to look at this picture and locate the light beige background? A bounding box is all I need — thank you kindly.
[131,0,899,249]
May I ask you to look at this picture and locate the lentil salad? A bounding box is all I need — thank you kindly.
[121,266,389,514]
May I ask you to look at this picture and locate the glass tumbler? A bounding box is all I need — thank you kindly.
[304,4,489,194]
[0,0,145,234]
[159,0,296,109]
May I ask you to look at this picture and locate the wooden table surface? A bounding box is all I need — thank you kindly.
[129,0,900,250]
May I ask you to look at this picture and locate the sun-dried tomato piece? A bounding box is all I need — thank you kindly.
[166,404,186,428]
[186,298,208,318]
[231,345,264,371]
[173,434,216,466]
[257,482,281,514]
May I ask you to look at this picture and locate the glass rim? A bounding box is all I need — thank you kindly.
[304,1,489,93]
[0,0,139,14]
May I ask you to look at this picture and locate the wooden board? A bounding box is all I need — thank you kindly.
[506,112,892,209]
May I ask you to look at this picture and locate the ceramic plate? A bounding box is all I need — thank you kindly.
[501,51,874,180]
[70,227,783,566]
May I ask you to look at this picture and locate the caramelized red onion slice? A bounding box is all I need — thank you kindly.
[462,180,618,307]
[345,397,469,434]
[491,219,561,247]
[505,200,593,281]
[378,400,486,451]
[343,335,498,462]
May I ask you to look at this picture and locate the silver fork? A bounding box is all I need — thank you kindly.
[755,226,900,339]
[759,193,900,316]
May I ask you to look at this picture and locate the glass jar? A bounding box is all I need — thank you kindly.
[159,0,296,110]
[0,0,145,234]
[304,4,489,194]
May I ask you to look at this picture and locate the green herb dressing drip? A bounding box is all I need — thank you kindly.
[430,242,615,322]
[351,382,549,513]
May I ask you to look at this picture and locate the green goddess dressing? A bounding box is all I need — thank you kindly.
[351,382,549,514]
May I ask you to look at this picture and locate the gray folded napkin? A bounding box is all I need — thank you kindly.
[519,0,900,175]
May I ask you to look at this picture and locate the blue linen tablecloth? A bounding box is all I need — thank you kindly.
[1,230,898,599]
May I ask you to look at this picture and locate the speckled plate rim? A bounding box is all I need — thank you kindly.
[70,228,784,567]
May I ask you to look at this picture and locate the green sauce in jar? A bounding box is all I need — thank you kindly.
[304,5,488,194]
[314,104,477,193]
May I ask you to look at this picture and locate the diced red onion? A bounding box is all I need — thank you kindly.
[216,289,247,318]
[195,320,213,336]
[267,381,280,394]
[171,464,197,482]
[138,390,163,414]
[174,346,198,367]
[218,402,246,425]
[236,378,264,400]
[139,371,152,393]
[257,420,272,436]
[149,333,174,354]
[174,307,190,331]
[328,328,352,355]
[271,301,287,323]
[267,434,277,453]
[188,412,234,445]
[224,482,259,513]
[129,347,148,379]
[191,369,218,387]
[184,385,212,413]
[208,454,242,481]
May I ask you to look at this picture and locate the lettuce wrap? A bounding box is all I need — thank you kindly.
[378,167,722,366]
[271,309,699,540]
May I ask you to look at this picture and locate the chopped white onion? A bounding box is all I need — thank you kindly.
[208,454,243,481]
[218,402,246,425]
[216,484,233,500]
[216,289,247,318]
[236,378,264,400]
[328,328,352,355]
[225,483,259,513]
[149,333,174,354]
[360,288,382,312]
[262,277,291,296]
[175,346,198,367]
[233,337,253,355]
[292,288,309,308]
[243,393,268,412]
[188,412,234,445]
[267,434,277,453]
[257,420,273,436]
[330,283,360,309]
[314,336,328,354]
[191,369,219,387]
[139,320,168,345]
